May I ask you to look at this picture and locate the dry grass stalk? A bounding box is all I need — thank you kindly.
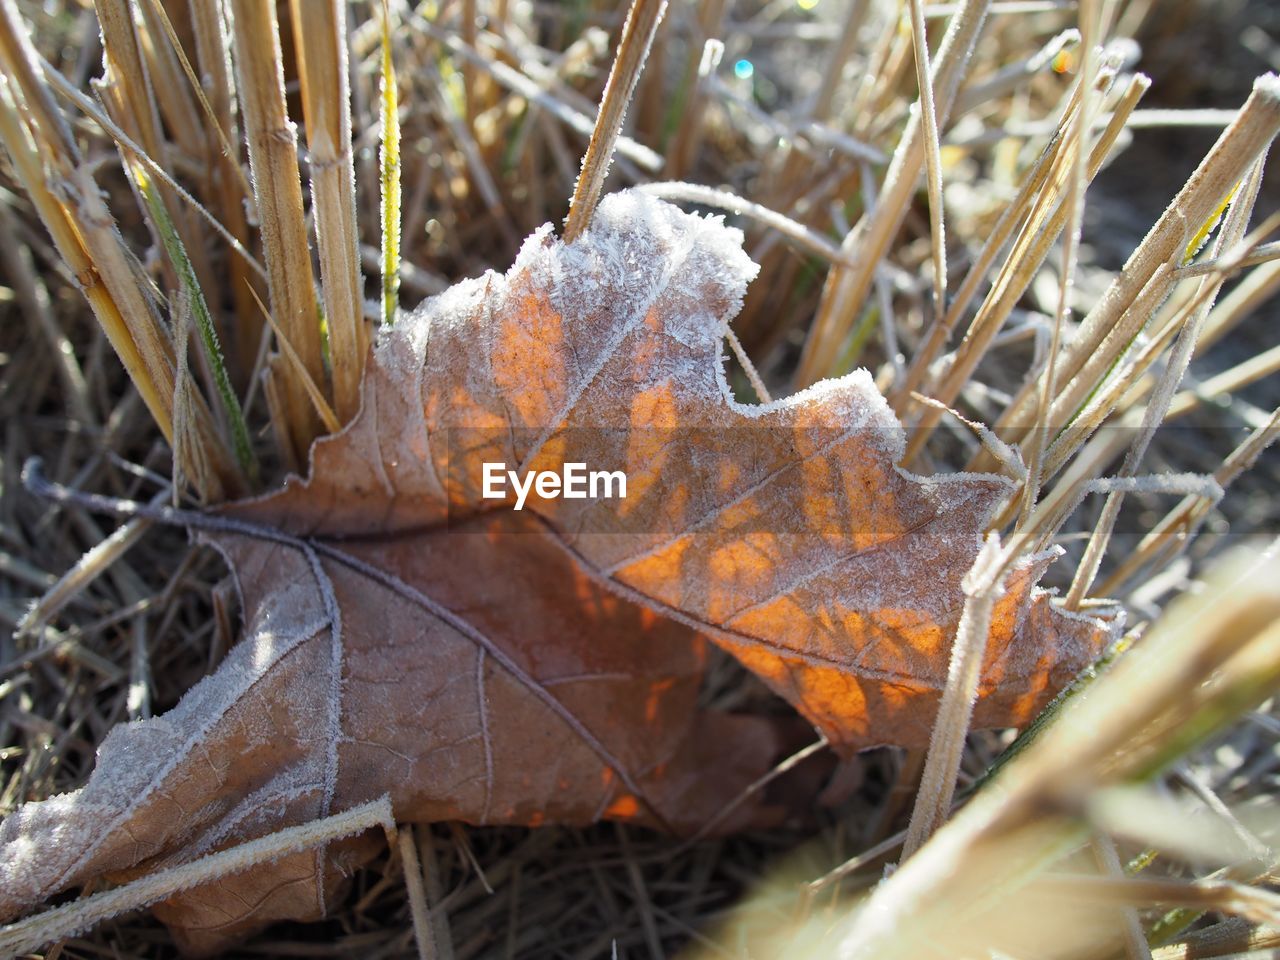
[662,0,727,180]
[952,27,1080,115]
[987,73,1280,455]
[905,0,948,327]
[1017,0,1102,529]
[1065,157,1267,606]
[170,287,199,501]
[288,0,367,424]
[795,0,993,388]
[397,823,439,960]
[1096,405,1280,597]
[228,0,326,464]
[461,0,478,129]
[1009,270,1246,497]
[889,111,1065,414]
[0,200,92,427]
[34,58,265,291]
[902,533,1006,857]
[1179,239,1280,278]
[93,0,215,299]
[1016,417,1134,553]
[414,21,664,175]
[563,0,668,243]
[1033,261,1177,483]
[812,0,873,126]
[1202,258,1280,346]
[16,499,159,639]
[1090,834,1154,960]
[24,45,258,481]
[1043,875,1280,924]
[907,64,1147,467]
[92,0,163,159]
[133,0,204,161]
[247,283,341,435]
[1165,341,1280,418]
[419,831,457,960]
[1030,208,1280,498]
[0,0,237,500]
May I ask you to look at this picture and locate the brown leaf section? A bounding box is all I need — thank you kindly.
[0,508,773,951]
[0,192,1113,949]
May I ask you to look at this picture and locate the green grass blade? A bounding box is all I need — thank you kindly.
[379,3,402,327]
[137,168,257,480]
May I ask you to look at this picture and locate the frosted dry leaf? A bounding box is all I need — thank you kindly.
[0,191,1115,952]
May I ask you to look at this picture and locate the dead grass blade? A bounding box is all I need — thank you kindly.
[411,20,664,174]
[1065,156,1266,606]
[902,533,1006,857]
[562,0,668,243]
[905,0,947,329]
[228,0,326,462]
[36,55,265,283]
[247,283,342,435]
[909,61,1146,466]
[795,0,993,388]
[1017,0,1103,529]
[989,73,1280,458]
[663,1,727,180]
[397,823,438,960]
[890,89,1070,415]
[0,0,237,500]
[187,0,264,377]
[0,201,93,427]
[1096,405,1280,597]
[289,0,367,423]
[93,0,215,299]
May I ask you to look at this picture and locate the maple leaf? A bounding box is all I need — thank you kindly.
[243,189,1113,755]
[0,191,1114,951]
